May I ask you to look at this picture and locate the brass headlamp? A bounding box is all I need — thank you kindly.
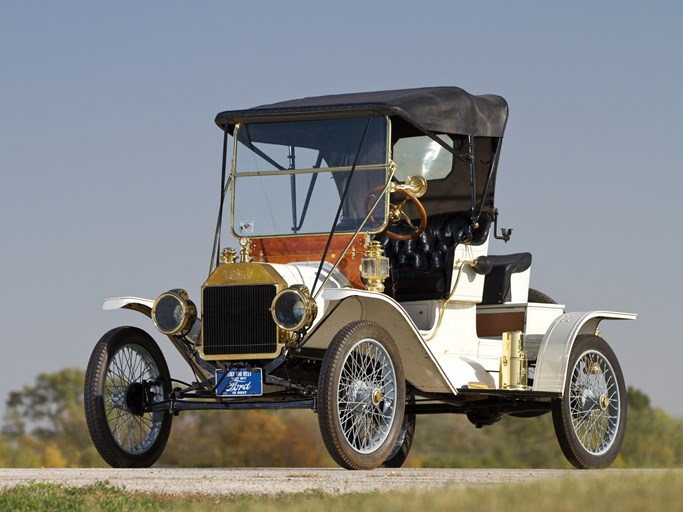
[271,284,317,331]
[360,240,390,293]
[151,289,197,336]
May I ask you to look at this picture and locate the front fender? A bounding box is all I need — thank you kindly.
[306,289,461,394]
[533,311,637,393]
[103,296,155,318]
[103,296,208,377]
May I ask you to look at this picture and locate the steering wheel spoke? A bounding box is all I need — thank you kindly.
[365,182,428,241]
[398,209,416,228]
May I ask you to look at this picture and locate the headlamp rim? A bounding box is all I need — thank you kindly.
[270,285,317,332]
[151,289,197,336]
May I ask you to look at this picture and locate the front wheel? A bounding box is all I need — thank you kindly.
[84,326,173,467]
[552,334,626,469]
[318,321,406,470]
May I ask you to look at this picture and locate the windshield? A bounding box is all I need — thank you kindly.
[231,117,389,237]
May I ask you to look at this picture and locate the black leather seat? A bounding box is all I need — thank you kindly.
[377,212,491,301]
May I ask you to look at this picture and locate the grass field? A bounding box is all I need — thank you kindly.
[1,470,681,512]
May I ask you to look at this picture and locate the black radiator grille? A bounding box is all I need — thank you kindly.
[202,284,278,356]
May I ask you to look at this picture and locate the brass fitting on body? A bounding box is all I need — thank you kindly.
[220,247,237,264]
[360,239,390,293]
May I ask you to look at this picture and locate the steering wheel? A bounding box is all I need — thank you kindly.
[365,185,428,241]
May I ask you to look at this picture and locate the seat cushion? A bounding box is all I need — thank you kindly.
[481,252,532,304]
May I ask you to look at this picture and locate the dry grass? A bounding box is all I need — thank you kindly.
[2,470,681,512]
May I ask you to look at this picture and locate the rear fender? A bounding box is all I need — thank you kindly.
[533,311,636,393]
[306,289,456,394]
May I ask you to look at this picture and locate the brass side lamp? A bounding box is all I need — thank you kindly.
[360,240,390,292]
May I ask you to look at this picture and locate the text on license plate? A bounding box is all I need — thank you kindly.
[215,368,263,397]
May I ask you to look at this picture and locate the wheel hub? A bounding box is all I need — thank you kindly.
[351,380,376,408]
[372,388,383,405]
[600,394,610,410]
[125,382,146,416]
[588,362,603,375]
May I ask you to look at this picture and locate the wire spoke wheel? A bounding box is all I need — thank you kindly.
[318,321,405,470]
[568,351,619,454]
[338,339,397,453]
[104,344,165,455]
[552,334,626,469]
[85,327,173,467]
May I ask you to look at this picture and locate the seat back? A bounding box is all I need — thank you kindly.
[377,212,491,301]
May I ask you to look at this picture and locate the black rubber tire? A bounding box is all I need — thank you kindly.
[382,413,416,468]
[318,321,406,470]
[84,326,173,468]
[551,334,627,469]
[528,288,557,304]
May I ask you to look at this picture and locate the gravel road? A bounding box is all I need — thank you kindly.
[0,467,644,496]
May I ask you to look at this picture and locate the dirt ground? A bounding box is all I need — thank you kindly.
[0,467,626,495]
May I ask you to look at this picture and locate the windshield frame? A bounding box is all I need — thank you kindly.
[228,115,393,240]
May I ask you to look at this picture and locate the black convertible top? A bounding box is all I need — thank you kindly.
[215,86,508,138]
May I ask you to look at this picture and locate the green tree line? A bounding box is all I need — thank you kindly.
[1,368,681,468]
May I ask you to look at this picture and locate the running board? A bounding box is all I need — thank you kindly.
[457,388,561,400]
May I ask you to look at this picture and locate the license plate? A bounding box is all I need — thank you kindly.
[215,368,263,397]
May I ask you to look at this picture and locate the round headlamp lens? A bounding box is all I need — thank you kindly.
[271,285,317,331]
[273,290,305,330]
[152,290,196,335]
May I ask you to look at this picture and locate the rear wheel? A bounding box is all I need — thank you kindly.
[84,326,173,468]
[528,288,557,304]
[318,321,406,470]
[382,413,416,468]
[552,334,626,469]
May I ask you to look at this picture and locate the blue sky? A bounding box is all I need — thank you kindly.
[1,1,682,419]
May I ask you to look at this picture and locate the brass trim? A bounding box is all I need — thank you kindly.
[499,331,528,390]
[199,262,288,361]
[151,289,197,336]
[206,348,285,362]
[220,247,237,264]
[235,163,387,177]
[271,284,318,331]
[239,237,252,262]
[360,240,390,293]
[392,174,428,198]
[600,395,610,410]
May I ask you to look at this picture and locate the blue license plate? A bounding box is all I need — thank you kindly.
[215,368,263,397]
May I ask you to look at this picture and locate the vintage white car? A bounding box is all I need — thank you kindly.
[84,87,635,470]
